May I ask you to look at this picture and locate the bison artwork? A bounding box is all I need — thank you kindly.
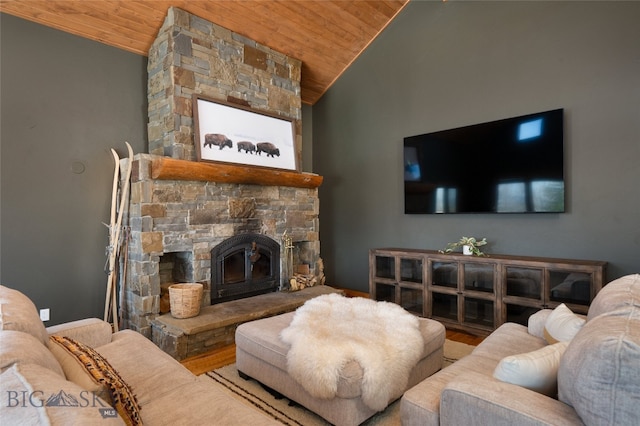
[236,141,256,154]
[256,142,280,158]
[204,133,232,150]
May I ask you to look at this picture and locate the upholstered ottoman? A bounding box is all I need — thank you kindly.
[236,300,445,426]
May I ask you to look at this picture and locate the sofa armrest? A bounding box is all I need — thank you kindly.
[46,318,113,348]
[440,372,583,426]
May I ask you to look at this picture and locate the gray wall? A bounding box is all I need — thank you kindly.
[0,14,147,324]
[313,1,640,292]
[2,1,638,322]
[301,104,313,172]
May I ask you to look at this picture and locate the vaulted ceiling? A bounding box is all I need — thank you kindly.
[1,0,410,104]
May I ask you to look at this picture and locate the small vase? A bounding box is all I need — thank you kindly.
[462,245,473,255]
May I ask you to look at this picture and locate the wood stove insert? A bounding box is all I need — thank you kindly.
[211,234,280,304]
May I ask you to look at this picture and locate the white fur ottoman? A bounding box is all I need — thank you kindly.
[235,299,445,426]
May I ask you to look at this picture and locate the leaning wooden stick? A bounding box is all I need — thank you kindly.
[104,142,134,331]
[104,149,120,326]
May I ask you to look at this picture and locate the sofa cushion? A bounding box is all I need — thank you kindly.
[49,335,113,404]
[543,303,585,344]
[0,285,49,345]
[0,363,124,425]
[588,273,640,320]
[0,330,65,377]
[140,376,280,425]
[558,308,640,425]
[493,341,569,396]
[97,330,199,406]
[49,335,142,425]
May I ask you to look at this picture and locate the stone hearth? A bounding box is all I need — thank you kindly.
[152,286,341,360]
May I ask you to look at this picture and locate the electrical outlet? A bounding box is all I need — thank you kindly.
[40,308,50,322]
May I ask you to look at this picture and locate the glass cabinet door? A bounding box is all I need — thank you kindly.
[464,264,494,293]
[432,262,458,288]
[400,258,422,283]
[505,267,542,300]
[399,257,423,314]
[375,256,394,279]
[375,282,395,303]
[464,297,494,328]
[506,303,539,326]
[401,287,423,315]
[431,292,457,321]
[372,254,424,315]
[549,271,592,305]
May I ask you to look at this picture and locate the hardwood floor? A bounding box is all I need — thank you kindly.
[445,329,485,346]
[181,329,484,376]
[181,343,237,376]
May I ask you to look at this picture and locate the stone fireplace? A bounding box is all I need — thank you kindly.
[121,7,322,338]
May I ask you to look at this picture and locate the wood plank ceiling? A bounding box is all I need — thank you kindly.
[1,0,410,104]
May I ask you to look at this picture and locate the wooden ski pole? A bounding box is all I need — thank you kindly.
[104,149,120,323]
[104,142,134,331]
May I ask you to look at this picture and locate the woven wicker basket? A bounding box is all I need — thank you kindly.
[168,283,203,319]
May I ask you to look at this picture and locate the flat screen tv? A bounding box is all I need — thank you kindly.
[404,109,564,214]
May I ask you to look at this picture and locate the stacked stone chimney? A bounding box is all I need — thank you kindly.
[122,7,320,337]
[147,7,302,161]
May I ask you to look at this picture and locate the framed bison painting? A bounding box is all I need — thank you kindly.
[193,95,298,171]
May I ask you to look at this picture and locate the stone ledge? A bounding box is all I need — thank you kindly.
[151,285,342,359]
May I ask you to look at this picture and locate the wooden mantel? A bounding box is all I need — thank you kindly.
[151,157,323,189]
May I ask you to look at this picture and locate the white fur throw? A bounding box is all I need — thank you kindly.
[280,293,424,411]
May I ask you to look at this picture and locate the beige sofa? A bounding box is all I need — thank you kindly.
[0,284,279,425]
[401,273,640,425]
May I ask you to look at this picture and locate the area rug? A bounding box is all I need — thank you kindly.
[443,339,476,367]
[204,339,475,426]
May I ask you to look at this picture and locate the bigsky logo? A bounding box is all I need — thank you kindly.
[5,390,118,419]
